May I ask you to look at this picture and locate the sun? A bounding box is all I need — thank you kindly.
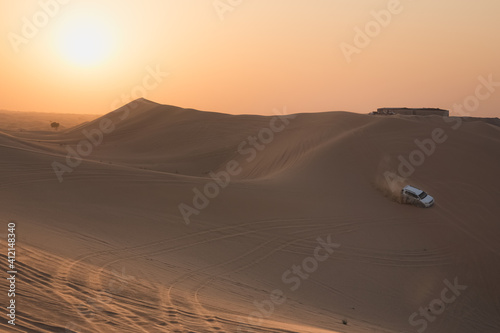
[57,16,113,67]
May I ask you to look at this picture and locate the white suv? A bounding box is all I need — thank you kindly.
[401,185,434,208]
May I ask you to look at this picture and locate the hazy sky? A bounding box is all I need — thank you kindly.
[1,0,499,117]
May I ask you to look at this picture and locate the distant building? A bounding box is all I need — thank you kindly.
[373,108,449,117]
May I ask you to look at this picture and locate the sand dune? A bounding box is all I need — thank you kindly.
[1,99,500,332]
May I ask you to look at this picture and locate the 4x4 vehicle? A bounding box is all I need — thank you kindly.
[401,185,434,208]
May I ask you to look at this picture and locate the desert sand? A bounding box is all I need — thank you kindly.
[1,98,500,332]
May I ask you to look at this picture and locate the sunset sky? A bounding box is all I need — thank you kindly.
[1,0,499,117]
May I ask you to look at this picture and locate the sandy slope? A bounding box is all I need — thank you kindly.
[1,99,499,333]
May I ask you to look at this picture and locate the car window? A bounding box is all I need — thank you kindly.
[405,191,417,198]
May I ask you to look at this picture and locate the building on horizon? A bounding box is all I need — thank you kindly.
[372,107,449,117]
